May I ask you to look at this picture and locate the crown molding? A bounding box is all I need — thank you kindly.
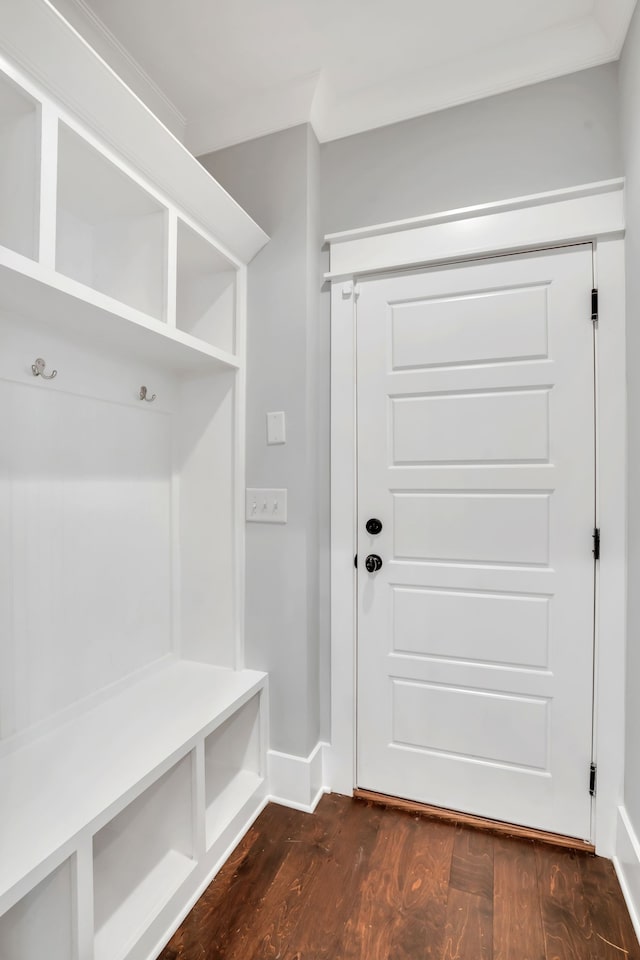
[46,0,638,154]
[311,15,616,143]
[593,0,638,56]
[186,72,319,157]
[189,8,628,153]
[50,0,187,140]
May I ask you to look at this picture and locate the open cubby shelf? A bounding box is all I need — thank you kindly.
[176,219,237,354]
[0,14,269,957]
[205,694,264,848]
[93,756,196,960]
[56,123,167,322]
[0,248,239,374]
[0,72,39,261]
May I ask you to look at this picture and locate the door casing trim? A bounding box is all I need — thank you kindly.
[326,180,626,857]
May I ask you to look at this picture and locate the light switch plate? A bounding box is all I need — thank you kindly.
[266,411,286,445]
[246,488,287,524]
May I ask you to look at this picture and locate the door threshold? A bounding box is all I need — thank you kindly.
[353,789,595,854]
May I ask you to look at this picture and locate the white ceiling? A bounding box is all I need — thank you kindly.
[50,0,636,156]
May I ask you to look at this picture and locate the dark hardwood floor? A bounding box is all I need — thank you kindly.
[158,794,639,960]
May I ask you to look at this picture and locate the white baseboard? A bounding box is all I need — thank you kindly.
[613,806,640,945]
[267,742,330,813]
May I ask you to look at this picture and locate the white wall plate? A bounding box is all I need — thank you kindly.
[246,488,287,524]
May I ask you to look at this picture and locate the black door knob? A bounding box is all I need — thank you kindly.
[366,518,383,535]
[365,554,383,573]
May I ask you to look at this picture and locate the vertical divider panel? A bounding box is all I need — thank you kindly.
[193,741,207,862]
[170,462,182,663]
[0,859,75,960]
[177,370,237,668]
[203,694,264,850]
[73,839,94,960]
[38,102,58,270]
[0,68,40,260]
[165,208,178,330]
[234,265,247,669]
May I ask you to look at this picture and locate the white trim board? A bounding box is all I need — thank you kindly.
[325,178,625,280]
[45,0,187,139]
[327,180,627,858]
[268,743,330,813]
[614,806,640,944]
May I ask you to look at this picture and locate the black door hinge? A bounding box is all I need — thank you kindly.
[591,288,599,323]
[589,762,597,797]
[354,554,358,569]
[593,528,600,561]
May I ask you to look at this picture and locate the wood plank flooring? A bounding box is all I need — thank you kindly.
[158,794,639,960]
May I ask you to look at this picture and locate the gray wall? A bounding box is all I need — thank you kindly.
[621,5,640,838]
[320,64,621,234]
[201,62,623,763]
[200,125,325,757]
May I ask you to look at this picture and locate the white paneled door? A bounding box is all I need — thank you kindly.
[356,246,596,839]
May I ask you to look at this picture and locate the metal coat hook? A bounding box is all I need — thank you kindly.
[31,358,57,380]
[139,385,156,403]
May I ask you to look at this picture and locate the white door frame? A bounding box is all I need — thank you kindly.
[326,179,627,857]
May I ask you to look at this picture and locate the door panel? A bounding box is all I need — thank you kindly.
[392,390,550,464]
[391,680,549,770]
[394,492,551,564]
[390,285,549,369]
[356,246,595,839]
[391,587,549,668]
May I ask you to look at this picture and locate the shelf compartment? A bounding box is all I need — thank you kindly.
[176,219,237,354]
[93,754,195,960]
[0,860,73,960]
[0,70,39,260]
[0,662,266,913]
[56,123,166,320]
[0,250,239,373]
[205,693,263,848]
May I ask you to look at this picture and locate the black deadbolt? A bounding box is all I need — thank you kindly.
[366,518,383,535]
[365,554,383,573]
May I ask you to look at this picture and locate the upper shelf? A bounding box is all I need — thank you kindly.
[177,219,237,354]
[0,57,248,372]
[0,0,268,265]
[0,246,240,374]
[57,123,167,322]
